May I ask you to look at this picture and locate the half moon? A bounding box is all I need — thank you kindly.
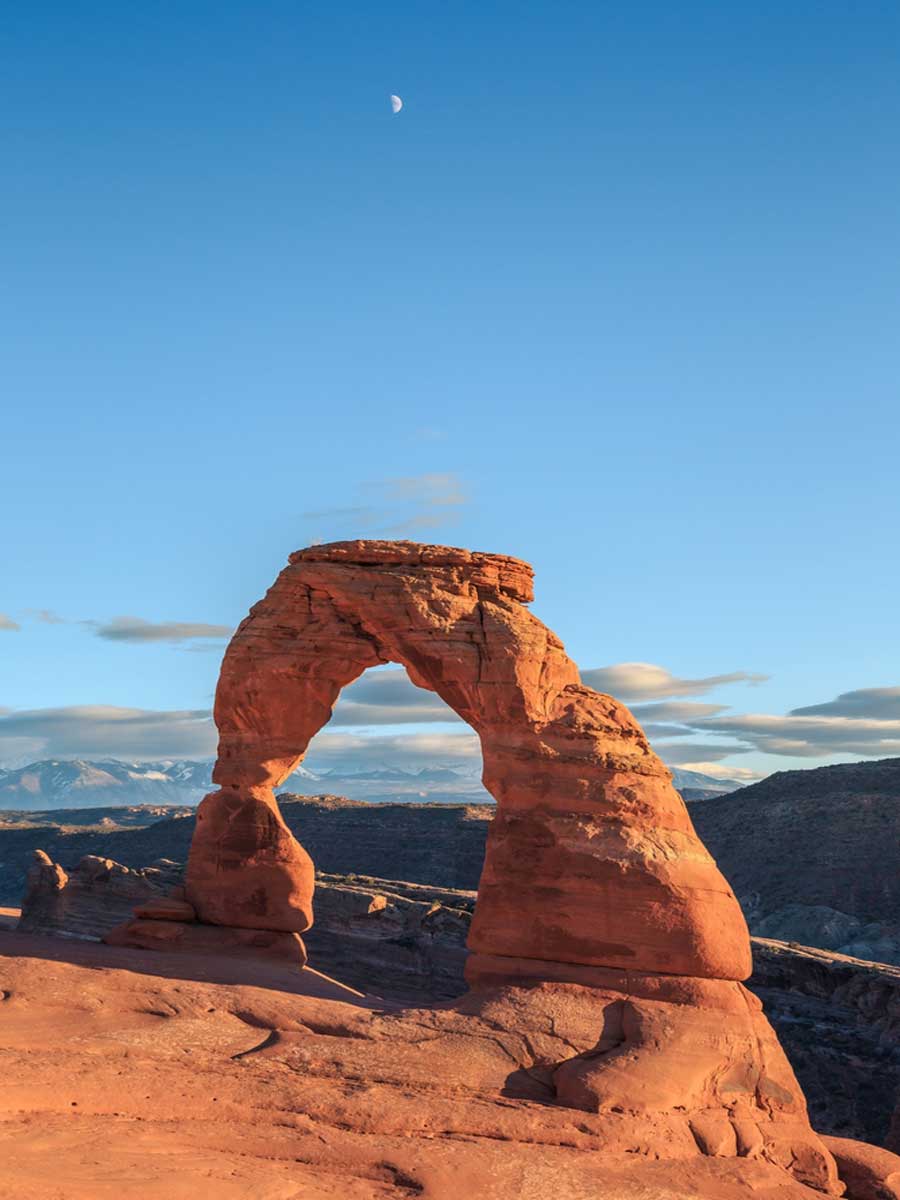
[390,94,403,114]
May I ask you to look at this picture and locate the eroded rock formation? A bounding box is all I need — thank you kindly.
[108,540,856,1192]
[187,541,751,981]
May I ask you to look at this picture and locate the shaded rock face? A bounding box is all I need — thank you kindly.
[19,849,473,1004]
[691,758,900,932]
[187,539,751,984]
[750,904,900,967]
[17,849,182,939]
[751,940,900,1146]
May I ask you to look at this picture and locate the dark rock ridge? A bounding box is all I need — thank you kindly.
[0,759,211,809]
[0,795,490,906]
[18,849,473,1003]
[690,757,900,966]
[5,756,900,962]
[751,940,900,1146]
[690,757,900,924]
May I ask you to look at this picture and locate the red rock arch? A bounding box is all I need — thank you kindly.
[186,540,750,984]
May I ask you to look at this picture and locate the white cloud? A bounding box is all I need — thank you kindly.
[304,730,481,774]
[91,617,233,643]
[0,614,21,632]
[582,662,768,700]
[0,705,216,764]
[790,687,900,720]
[331,669,462,727]
[302,473,470,541]
[695,712,900,758]
[670,762,762,781]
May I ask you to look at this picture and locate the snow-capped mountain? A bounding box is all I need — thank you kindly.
[0,757,746,811]
[669,767,751,799]
[0,759,213,810]
[0,757,489,810]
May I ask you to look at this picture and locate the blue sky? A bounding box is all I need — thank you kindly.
[1,1,899,779]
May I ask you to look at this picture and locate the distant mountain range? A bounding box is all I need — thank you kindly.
[0,760,212,810]
[669,767,752,800]
[0,757,747,810]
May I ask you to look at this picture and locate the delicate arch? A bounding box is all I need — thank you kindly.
[186,541,751,984]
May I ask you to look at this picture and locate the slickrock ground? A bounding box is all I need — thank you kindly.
[17,852,900,1147]
[0,931,851,1200]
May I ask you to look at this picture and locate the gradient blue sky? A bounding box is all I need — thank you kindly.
[2,2,899,779]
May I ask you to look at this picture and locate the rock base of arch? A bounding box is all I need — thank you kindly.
[104,914,308,967]
[455,977,843,1195]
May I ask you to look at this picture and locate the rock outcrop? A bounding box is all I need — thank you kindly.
[187,540,752,984]
[21,846,900,1145]
[751,940,900,1146]
[691,758,900,940]
[6,932,889,1200]
[17,849,182,939]
[157,538,840,1192]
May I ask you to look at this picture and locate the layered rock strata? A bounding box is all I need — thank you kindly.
[187,540,751,981]
[169,540,847,1190]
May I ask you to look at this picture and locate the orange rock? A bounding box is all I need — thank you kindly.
[187,539,749,981]
[132,898,197,922]
[104,918,307,965]
[178,539,841,1194]
[821,1136,900,1200]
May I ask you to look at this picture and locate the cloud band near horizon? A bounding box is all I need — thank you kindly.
[0,666,898,772]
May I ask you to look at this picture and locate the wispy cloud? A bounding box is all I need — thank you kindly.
[653,740,752,764]
[694,711,900,758]
[24,609,66,625]
[0,705,216,763]
[301,473,470,542]
[331,669,462,726]
[304,729,480,775]
[0,614,20,632]
[631,701,728,722]
[789,687,900,720]
[591,664,900,763]
[89,617,233,644]
[672,762,762,782]
[582,662,768,701]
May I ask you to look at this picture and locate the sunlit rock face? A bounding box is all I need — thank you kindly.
[186,539,749,980]
[180,540,848,1195]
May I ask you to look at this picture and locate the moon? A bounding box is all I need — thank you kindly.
[390,94,403,114]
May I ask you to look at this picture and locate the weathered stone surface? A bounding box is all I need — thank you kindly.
[17,850,182,939]
[187,788,314,932]
[104,918,308,966]
[187,539,750,983]
[821,1136,900,1199]
[132,897,197,922]
[0,931,862,1199]
[18,845,900,1146]
[175,539,845,1189]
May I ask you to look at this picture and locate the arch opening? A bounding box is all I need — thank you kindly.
[284,663,491,809]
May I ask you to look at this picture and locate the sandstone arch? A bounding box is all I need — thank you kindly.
[175,541,843,1191]
[185,540,750,983]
